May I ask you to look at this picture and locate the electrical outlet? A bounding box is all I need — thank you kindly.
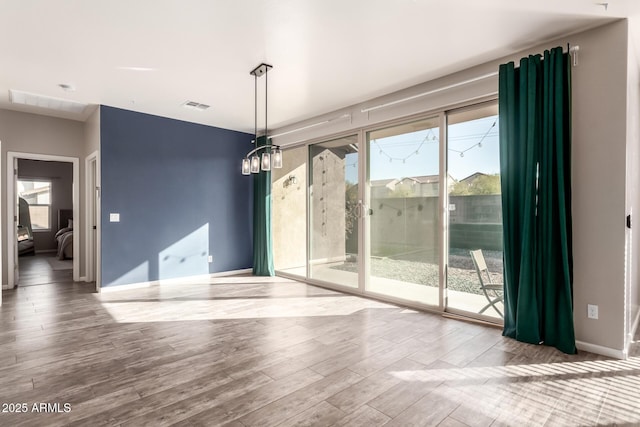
[208,255,213,263]
[587,304,598,319]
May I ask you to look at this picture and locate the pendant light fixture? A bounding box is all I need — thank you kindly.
[241,63,283,175]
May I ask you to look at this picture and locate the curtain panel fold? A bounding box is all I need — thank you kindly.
[253,136,275,276]
[498,47,576,354]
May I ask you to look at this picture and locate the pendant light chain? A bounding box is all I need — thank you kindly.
[254,72,257,145]
[265,67,268,142]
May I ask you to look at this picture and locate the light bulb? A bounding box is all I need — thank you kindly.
[272,148,283,168]
[242,158,251,175]
[250,154,260,173]
[261,152,271,171]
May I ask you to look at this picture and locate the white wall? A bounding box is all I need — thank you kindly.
[271,20,632,355]
[84,107,100,157]
[0,109,85,286]
[571,21,628,353]
[627,20,640,347]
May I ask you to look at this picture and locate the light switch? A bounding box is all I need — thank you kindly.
[109,213,120,222]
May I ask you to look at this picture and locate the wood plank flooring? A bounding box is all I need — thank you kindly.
[17,253,73,287]
[0,273,639,426]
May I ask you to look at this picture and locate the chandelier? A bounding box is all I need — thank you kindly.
[241,63,282,175]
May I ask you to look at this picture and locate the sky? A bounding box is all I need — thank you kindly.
[345,115,499,184]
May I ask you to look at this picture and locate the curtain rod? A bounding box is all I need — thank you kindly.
[361,44,580,114]
[270,113,351,139]
[360,72,499,114]
[273,45,579,140]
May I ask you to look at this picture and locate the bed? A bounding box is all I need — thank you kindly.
[55,209,73,260]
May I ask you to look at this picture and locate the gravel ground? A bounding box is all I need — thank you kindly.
[332,249,503,296]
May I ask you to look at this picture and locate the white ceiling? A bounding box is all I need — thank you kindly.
[0,0,638,133]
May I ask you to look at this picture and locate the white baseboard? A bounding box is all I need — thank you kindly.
[100,281,151,293]
[576,340,626,359]
[100,268,253,293]
[210,268,252,277]
[78,276,87,282]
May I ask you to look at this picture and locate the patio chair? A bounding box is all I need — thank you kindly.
[469,249,504,318]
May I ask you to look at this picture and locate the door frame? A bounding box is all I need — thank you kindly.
[85,151,101,291]
[7,152,80,288]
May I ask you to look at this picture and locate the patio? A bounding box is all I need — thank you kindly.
[279,248,504,320]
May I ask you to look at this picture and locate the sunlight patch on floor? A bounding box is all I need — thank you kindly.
[390,357,640,425]
[98,295,394,322]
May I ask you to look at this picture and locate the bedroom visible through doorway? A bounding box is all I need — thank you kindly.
[16,160,72,286]
[7,152,80,288]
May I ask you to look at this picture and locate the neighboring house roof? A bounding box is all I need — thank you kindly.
[459,172,488,183]
[371,173,455,189]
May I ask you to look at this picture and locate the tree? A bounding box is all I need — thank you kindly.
[450,174,501,195]
[389,186,414,198]
[345,182,358,237]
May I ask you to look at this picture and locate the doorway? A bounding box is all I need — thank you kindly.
[7,152,80,288]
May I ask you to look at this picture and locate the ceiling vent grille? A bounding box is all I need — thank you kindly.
[182,101,210,111]
[9,89,87,114]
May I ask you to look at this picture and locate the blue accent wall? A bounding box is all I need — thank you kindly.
[100,106,253,287]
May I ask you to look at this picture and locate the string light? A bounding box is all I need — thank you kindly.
[372,119,497,163]
[372,128,437,163]
[448,119,497,158]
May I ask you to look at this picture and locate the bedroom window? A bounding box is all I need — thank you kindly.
[18,180,51,231]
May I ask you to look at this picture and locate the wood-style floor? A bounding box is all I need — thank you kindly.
[0,273,639,426]
[17,253,73,287]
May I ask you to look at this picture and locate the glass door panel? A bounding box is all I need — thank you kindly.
[309,135,359,288]
[273,145,307,278]
[446,103,503,321]
[366,117,440,305]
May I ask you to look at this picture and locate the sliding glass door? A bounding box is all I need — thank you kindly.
[308,135,359,288]
[446,103,503,319]
[273,101,502,323]
[365,117,440,306]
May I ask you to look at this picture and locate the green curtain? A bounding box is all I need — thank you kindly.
[498,47,576,354]
[253,136,275,276]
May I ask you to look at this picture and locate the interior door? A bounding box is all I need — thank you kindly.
[13,157,19,286]
[87,155,101,292]
[92,159,99,291]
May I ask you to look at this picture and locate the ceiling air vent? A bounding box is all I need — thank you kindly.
[9,89,87,114]
[182,100,210,111]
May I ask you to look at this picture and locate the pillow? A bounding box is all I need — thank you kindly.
[68,219,73,229]
[55,227,72,239]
